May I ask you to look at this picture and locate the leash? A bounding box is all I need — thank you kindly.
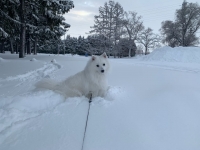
[81,93,92,150]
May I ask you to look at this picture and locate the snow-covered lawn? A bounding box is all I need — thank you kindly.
[1,47,200,150]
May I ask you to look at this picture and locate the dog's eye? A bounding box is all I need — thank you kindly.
[103,64,105,66]
[96,65,99,67]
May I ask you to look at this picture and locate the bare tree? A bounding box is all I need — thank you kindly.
[160,21,181,47]
[19,0,25,58]
[138,28,160,55]
[160,1,200,47]
[176,1,200,46]
[123,11,144,57]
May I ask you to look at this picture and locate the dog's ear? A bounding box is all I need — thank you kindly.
[101,52,107,58]
[92,55,96,61]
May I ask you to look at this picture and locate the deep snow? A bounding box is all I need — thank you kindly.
[0,47,200,150]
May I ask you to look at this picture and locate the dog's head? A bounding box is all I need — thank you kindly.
[86,52,110,75]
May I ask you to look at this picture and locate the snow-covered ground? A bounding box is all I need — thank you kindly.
[1,47,200,150]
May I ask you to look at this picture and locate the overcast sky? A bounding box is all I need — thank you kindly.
[63,0,199,38]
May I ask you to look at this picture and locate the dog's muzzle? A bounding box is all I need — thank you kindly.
[101,70,104,73]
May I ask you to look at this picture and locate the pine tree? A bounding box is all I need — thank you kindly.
[0,0,74,56]
[90,1,124,56]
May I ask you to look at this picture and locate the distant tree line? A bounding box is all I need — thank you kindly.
[1,0,200,58]
[0,0,74,57]
[58,1,162,57]
[86,0,200,57]
[58,34,141,57]
[88,1,161,57]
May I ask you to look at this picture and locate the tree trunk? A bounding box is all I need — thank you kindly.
[19,0,25,58]
[128,48,131,57]
[24,42,27,55]
[0,41,5,53]
[27,38,31,55]
[16,43,19,54]
[128,39,131,57]
[10,38,14,54]
[182,27,186,46]
[57,44,60,54]
[145,46,148,55]
[27,27,31,54]
[63,35,65,55]
[34,37,37,55]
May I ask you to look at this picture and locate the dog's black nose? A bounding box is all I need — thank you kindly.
[101,70,104,73]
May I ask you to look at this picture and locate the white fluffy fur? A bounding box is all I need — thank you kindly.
[36,52,110,98]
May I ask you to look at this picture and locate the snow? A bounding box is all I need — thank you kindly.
[0,57,5,62]
[0,47,200,150]
[30,58,37,61]
[139,46,200,63]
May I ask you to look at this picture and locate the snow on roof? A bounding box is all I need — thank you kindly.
[140,46,200,64]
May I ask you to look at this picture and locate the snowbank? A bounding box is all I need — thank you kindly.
[139,46,200,64]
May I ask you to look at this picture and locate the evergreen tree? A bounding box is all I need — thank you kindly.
[90,1,124,56]
[0,0,74,57]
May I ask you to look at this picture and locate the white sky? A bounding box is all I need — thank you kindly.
[63,0,199,38]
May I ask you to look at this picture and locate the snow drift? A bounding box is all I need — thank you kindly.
[139,46,200,63]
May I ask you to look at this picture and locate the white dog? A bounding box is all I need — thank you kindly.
[36,52,110,98]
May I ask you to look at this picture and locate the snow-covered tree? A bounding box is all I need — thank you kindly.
[63,35,78,54]
[0,0,20,38]
[31,0,74,55]
[76,36,88,55]
[0,0,20,54]
[0,0,74,57]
